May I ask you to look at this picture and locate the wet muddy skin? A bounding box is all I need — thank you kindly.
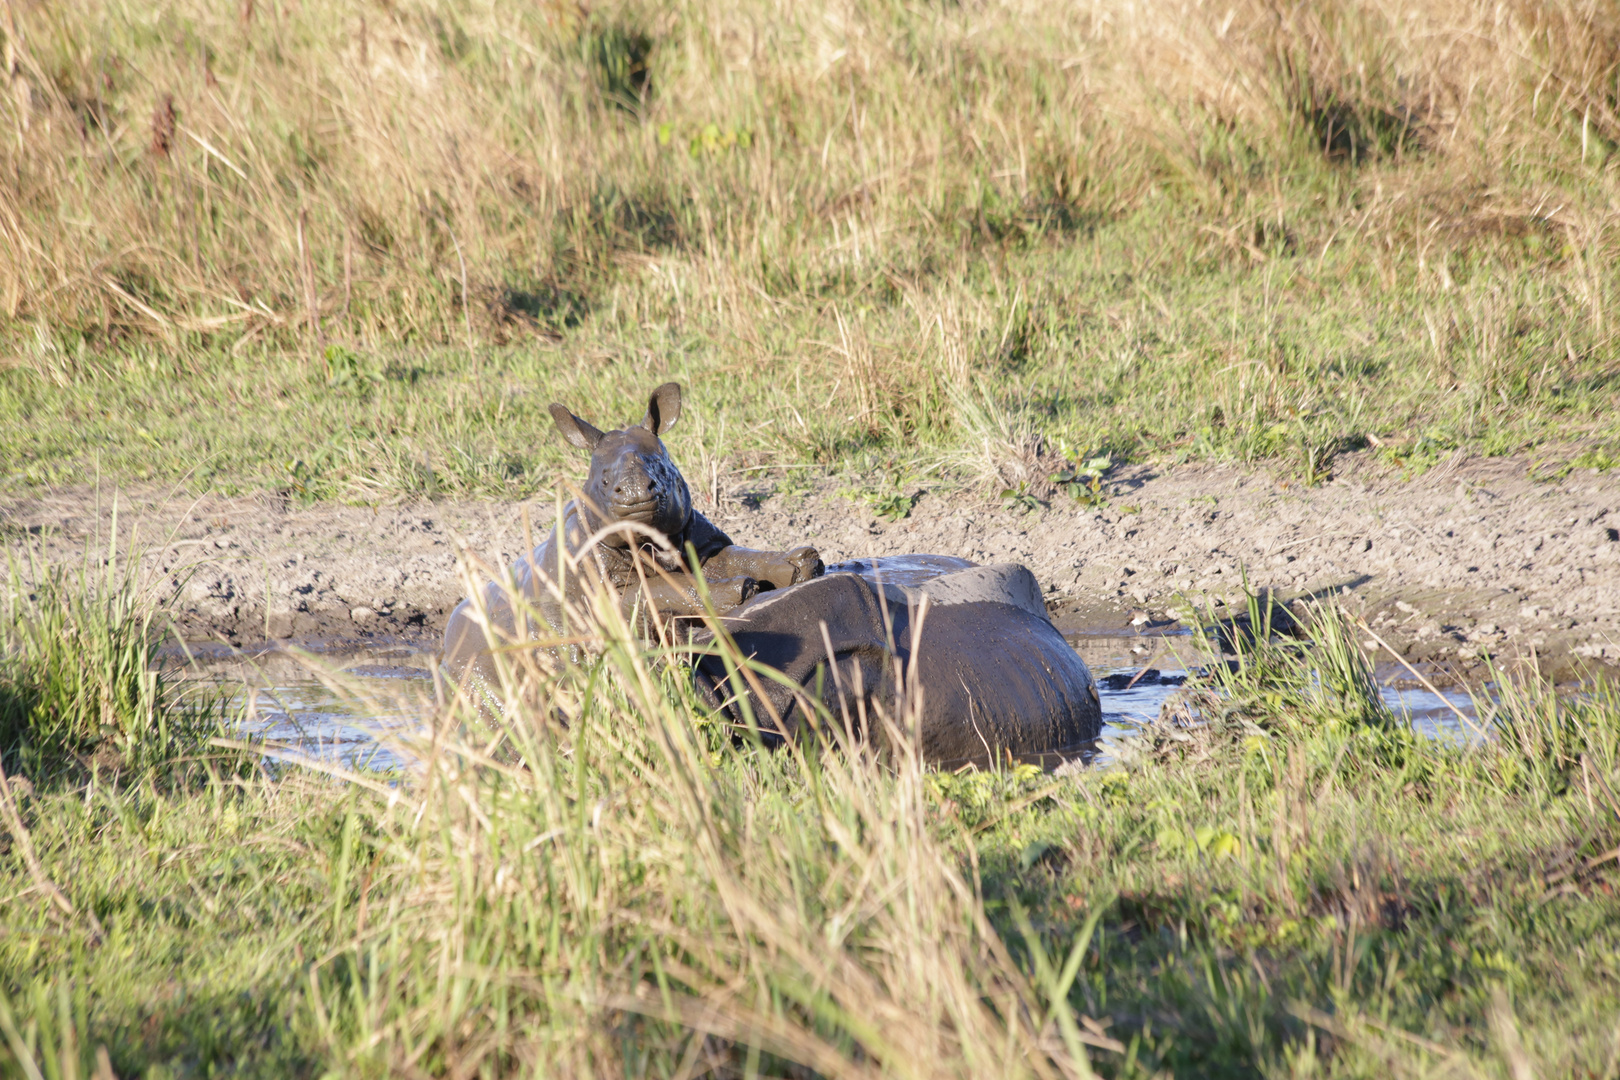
[683,556,1102,767]
[442,382,825,689]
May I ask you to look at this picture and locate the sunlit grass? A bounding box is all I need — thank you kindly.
[1,512,230,784]
[2,0,1618,499]
[2,547,1619,1076]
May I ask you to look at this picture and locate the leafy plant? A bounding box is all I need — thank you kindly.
[659,122,753,157]
[1573,446,1618,473]
[842,461,921,520]
[1531,444,1619,482]
[1050,446,1113,507]
[868,489,920,521]
[283,457,332,505]
[1372,427,1457,475]
[323,345,379,392]
[1000,481,1042,513]
[772,470,814,504]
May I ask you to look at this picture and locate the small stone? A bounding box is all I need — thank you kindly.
[266,611,294,639]
[351,606,376,624]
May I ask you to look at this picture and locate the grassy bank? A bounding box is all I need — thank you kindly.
[3,558,1620,1077]
[3,0,1619,499]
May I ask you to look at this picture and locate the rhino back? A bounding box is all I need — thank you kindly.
[692,560,1099,766]
[442,524,569,682]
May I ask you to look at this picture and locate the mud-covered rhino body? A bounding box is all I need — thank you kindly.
[693,555,1102,767]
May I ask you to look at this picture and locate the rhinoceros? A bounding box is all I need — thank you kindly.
[441,383,823,687]
[692,555,1102,767]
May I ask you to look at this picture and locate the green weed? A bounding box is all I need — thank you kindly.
[1150,580,1393,749]
[322,344,380,393]
[999,482,1043,514]
[1050,447,1114,507]
[842,460,924,521]
[0,527,227,784]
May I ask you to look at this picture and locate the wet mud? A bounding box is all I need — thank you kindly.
[4,449,1617,684]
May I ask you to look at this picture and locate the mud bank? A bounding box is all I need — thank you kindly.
[3,450,1617,682]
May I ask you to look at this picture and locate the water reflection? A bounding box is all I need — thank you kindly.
[1069,633,1485,756]
[177,644,436,774]
[177,633,1485,772]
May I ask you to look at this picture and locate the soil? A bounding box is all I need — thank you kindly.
[3,449,1617,684]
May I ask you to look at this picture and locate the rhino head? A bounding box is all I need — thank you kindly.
[549,382,694,547]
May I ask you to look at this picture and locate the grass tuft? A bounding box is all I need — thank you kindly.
[1,524,227,784]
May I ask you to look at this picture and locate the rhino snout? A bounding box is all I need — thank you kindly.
[586,440,688,534]
[611,497,659,519]
[606,476,662,520]
[612,476,657,499]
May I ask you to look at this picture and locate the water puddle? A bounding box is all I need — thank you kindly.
[1071,633,1483,758]
[174,642,436,773]
[172,631,1486,773]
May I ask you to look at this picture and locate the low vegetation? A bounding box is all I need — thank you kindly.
[1,526,225,784]
[2,554,1618,1077]
[3,0,1619,499]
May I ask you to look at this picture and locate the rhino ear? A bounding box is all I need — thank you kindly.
[641,382,682,436]
[549,403,604,451]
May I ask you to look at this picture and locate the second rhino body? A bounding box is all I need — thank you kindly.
[692,555,1102,767]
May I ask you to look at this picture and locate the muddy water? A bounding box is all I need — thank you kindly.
[178,643,438,773]
[1067,633,1483,754]
[175,631,1482,772]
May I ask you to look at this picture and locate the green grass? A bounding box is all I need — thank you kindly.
[2,562,1619,1078]
[1,522,229,785]
[3,0,1620,499]
[5,223,1616,501]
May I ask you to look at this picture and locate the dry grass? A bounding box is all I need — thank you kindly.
[3,0,1619,355]
[3,1,1619,498]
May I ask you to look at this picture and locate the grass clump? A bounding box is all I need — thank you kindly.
[4,555,1620,1076]
[1,527,222,784]
[1147,586,1395,755]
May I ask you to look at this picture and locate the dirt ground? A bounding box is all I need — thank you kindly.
[3,449,1617,683]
